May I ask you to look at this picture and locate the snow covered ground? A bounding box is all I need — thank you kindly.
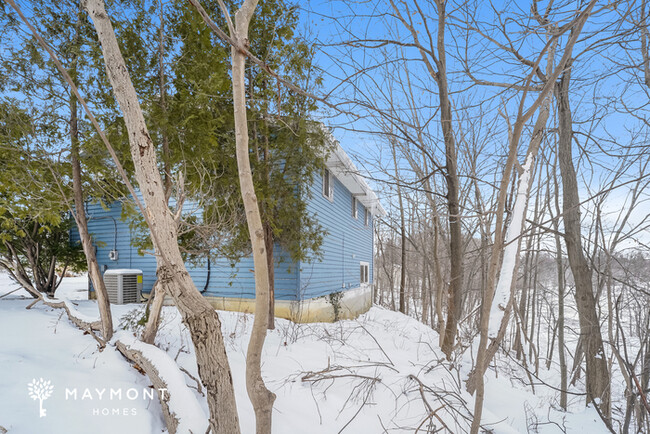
[0,274,608,433]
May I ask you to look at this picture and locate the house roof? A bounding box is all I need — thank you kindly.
[324,132,386,217]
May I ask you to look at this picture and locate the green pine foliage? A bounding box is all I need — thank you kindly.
[1,0,330,281]
[129,0,331,267]
[0,1,131,292]
[0,100,85,294]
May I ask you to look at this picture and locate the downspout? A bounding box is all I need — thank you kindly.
[201,256,212,293]
[341,233,345,289]
[371,214,374,288]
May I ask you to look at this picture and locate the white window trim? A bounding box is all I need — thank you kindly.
[364,208,370,226]
[352,197,358,219]
[322,169,334,201]
[360,261,370,285]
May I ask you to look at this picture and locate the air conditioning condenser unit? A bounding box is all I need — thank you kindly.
[103,269,142,304]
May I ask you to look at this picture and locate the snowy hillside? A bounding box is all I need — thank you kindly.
[0,274,607,433]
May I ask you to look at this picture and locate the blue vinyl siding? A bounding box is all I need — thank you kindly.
[298,171,374,299]
[73,168,375,302]
[71,201,159,294]
[75,200,299,301]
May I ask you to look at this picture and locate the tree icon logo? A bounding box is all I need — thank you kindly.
[27,378,54,417]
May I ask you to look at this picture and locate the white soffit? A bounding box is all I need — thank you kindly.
[324,133,387,217]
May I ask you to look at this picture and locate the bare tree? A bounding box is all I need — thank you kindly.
[385,0,465,357]
[214,0,276,431]
[556,65,611,416]
[464,3,597,431]
[67,3,113,341]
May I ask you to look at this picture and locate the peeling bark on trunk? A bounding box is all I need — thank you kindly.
[83,2,240,432]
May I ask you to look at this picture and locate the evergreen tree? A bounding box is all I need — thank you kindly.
[167,0,330,325]
[0,99,85,295]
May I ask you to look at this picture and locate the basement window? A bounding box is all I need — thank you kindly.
[360,262,369,284]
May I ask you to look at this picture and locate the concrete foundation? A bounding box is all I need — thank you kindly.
[120,284,374,323]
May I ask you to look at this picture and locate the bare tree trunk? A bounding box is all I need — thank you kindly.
[420,246,429,325]
[398,199,407,315]
[641,0,650,88]
[69,6,113,340]
[70,96,114,341]
[390,231,396,311]
[387,0,463,356]
[556,68,611,416]
[83,2,240,432]
[430,1,463,358]
[640,338,650,429]
[468,78,555,396]
[466,12,596,434]
[142,281,166,345]
[515,230,534,360]
[141,1,174,345]
[227,0,276,431]
[391,142,407,314]
[158,0,172,203]
[432,215,446,337]
[552,164,568,410]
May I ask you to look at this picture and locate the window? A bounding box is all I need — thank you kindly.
[364,208,370,226]
[322,169,333,200]
[351,197,358,219]
[360,262,369,284]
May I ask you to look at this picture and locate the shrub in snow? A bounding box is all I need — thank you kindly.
[119,306,153,334]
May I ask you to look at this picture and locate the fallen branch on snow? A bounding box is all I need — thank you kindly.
[24,294,208,434]
[47,297,103,334]
[0,287,22,299]
[28,296,105,348]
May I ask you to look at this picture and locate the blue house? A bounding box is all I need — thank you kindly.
[78,137,385,322]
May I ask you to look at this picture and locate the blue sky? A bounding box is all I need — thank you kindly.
[292,0,650,250]
[2,0,648,250]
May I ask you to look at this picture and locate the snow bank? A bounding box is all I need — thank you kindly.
[1,273,610,433]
